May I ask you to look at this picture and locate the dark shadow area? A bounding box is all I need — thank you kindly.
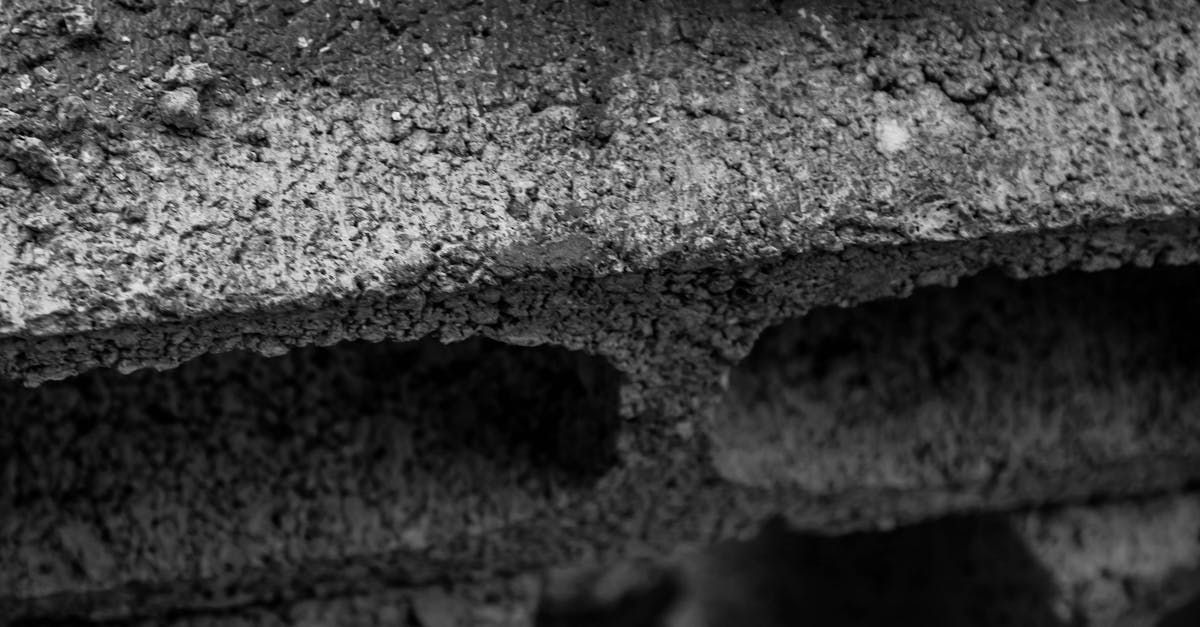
[1159,587,1200,627]
[0,336,622,619]
[719,264,1200,494]
[778,515,1068,627]
[537,512,1069,627]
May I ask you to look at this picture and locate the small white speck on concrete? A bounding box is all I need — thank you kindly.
[875,118,911,154]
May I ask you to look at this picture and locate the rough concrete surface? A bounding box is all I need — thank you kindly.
[3,0,1200,624]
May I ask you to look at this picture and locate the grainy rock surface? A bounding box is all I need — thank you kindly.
[2,0,1200,624]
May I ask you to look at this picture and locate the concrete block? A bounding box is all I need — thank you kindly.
[3,0,1200,623]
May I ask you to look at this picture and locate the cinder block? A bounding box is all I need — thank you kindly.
[3,0,1200,623]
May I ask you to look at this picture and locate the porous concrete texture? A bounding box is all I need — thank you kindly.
[4,0,1200,405]
[3,0,1200,624]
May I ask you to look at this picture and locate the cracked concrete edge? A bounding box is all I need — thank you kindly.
[5,203,1199,416]
[3,216,1199,425]
[3,0,1200,389]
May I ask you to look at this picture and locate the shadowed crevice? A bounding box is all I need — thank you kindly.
[0,336,622,623]
[713,264,1200,497]
[1160,590,1200,627]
